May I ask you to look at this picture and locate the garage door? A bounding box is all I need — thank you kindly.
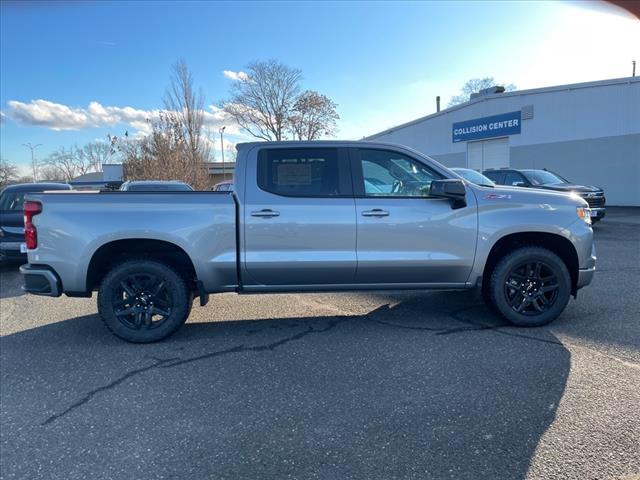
[467,137,509,171]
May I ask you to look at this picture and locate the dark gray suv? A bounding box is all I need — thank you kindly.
[484,168,606,222]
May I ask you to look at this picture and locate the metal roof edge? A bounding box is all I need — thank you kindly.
[365,76,640,139]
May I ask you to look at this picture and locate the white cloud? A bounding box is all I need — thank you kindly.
[2,99,240,136]
[223,70,249,81]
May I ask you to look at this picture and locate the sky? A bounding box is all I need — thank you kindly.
[1,0,639,174]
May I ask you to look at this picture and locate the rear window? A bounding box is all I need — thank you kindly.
[258,148,342,197]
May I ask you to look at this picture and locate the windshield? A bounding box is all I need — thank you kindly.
[521,170,567,185]
[452,169,495,186]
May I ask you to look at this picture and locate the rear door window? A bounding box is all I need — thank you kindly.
[257,148,350,197]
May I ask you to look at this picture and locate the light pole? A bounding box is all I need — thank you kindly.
[22,143,43,181]
[219,126,226,181]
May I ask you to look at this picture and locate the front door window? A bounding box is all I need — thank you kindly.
[358,149,441,197]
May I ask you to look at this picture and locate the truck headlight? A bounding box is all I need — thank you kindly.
[577,207,592,225]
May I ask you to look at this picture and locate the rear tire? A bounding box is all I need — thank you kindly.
[487,247,571,327]
[98,260,192,343]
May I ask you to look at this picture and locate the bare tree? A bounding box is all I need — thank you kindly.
[37,165,65,182]
[43,147,79,181]
[223,60,302,141]
[111,60,211,189]
[164,59,210,164]
[0,158,19,187]
[288,90,340,140]
[224,143,237,163]
[120,114,211,190]
[43,144,102,181]
[448,77,517,107]
[77,141,114,171]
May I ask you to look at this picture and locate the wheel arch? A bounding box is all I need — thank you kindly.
[86,238,198,292]
[482,232,580,296]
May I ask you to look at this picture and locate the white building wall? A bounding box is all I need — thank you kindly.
[367,77,640,206]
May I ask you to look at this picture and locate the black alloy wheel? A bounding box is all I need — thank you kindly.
[98,260,192,342]
[487,246,571,327]
[114,273,173,330]
[503,261,560,315]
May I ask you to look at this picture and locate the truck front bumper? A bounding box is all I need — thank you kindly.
[576,242,597,290]
[19,264,62,297]
[577,266,596,289]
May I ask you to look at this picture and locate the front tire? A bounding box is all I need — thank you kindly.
[98,260,192,343]
[487,247,571,327]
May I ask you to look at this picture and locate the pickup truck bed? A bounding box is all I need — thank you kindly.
[24,191,238,294]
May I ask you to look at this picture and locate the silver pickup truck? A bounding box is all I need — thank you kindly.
[20,141,596,342]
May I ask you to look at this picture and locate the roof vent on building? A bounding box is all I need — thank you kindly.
[521,104,534,120]
[470,85,506,100]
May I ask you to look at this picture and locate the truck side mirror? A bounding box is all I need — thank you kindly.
[429,179,466,209]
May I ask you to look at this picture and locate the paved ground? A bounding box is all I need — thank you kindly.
[1,208,639,480]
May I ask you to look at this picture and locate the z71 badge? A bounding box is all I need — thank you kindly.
[484,193,512,200]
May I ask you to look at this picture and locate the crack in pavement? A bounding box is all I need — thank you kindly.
[42,318,346,426]
[41,300,581,426]
[42,302,566,425]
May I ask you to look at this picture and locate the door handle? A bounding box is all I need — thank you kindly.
[251,209,280,218]
[361,209,389,217]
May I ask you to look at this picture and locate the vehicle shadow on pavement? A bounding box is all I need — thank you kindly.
[1,296,569,480]
[0,261,24,300]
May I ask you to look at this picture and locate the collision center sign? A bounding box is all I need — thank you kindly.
[452,111,521,142]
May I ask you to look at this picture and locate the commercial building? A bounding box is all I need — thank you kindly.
[366,77,640,206]
[206,161,235,186]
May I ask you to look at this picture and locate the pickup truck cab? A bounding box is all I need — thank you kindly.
[20,141,596,342]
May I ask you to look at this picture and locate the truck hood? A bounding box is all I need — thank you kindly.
[473,184,588,208]
[534,183,603,194]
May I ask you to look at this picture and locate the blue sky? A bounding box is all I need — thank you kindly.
[1,0,638,173]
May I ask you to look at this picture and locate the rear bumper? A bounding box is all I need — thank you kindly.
[0,241,27,261]
[19,264,62,297]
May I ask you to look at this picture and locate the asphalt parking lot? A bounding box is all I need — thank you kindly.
[1,208,639,480]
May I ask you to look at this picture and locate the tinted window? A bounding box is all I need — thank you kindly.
[258,148,341,197]
[358,149,441,197]
[483,170,504,184]
[520,170,568,185]
[452,169,495,186]
[0,191,26,211]
[504,171,526,186]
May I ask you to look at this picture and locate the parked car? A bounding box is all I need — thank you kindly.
[20,141,595,342]
[212,180,234,192]
[451,168,495,186]
[483,168,606,222]
[120,180,194,191]
[0,182,72,262]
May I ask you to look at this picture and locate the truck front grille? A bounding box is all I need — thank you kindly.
[583,194,605,208]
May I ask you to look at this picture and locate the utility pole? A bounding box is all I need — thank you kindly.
[22,143,43,181]
[633,60,636,77]
[219,126,226,181]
